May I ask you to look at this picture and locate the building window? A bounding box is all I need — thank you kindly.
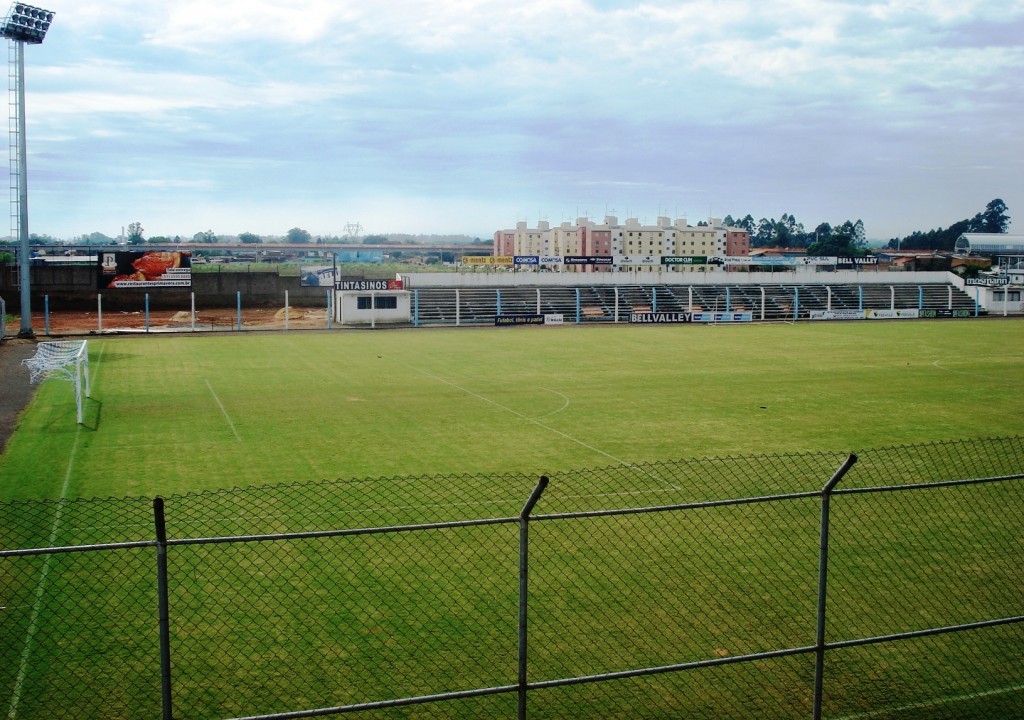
[357,296,372,310]
[375,296,398,309]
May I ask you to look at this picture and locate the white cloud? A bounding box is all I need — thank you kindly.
[21,0,1024,239]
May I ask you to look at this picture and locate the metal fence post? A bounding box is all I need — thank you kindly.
[153,497,174,720]
[813,453,858,720]
[519,476,549,720]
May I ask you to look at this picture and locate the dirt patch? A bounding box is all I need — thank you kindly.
[0,339,38,454]
[15,307,332,335]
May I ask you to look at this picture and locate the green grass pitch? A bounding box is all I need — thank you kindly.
[2,318,1023,500]
[1,320,1023,719]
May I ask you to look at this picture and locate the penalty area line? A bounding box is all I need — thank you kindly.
[832,682,1024,720]
[205,379,242,443]
[6,426,81,720]
[406,364,679,490]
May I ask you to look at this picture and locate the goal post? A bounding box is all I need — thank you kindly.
[22,340,90,424]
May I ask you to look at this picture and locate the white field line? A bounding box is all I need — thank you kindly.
[932,355,1024,385]
[6,427,81,720]
[205,379,242,443]
[406,364,679,490]
[832,682,1024,720]
[531,387,571,419]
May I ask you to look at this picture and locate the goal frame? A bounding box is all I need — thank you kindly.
[22,340,90,423]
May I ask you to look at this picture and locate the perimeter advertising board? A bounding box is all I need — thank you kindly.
[564,256,614,265]
[462,256,514,266]
[691,312,753,323]
[495,314,545,326]
[629,312,692,323]
[99,251,192,289]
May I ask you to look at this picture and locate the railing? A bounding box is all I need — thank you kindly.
[2,438,1022,719]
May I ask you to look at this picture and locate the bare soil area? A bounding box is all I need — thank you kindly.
[11,306,332,335]
[0,339,37,454]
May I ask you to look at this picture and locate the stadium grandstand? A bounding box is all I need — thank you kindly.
[402,277,980,326]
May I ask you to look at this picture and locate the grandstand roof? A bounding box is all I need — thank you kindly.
[955,233,1024,254]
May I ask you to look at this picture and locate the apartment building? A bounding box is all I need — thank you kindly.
[493,215,749,271]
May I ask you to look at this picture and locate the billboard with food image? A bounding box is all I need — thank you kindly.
[99,251,192,289]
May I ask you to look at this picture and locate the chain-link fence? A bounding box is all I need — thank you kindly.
[2,437,1023,719]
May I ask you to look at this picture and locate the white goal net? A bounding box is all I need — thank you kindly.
[22,340,91,424]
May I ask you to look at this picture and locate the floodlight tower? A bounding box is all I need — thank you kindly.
[2,2,53,338]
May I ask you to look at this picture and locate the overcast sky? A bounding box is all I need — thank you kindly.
[15,0,1024,241]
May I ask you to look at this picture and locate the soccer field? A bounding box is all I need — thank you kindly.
[2,319,1023,720]
[2,318,1023,500]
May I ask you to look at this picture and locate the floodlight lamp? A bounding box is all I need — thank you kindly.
[1,1,53,44]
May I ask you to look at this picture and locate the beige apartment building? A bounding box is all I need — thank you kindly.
[493,216,750,271]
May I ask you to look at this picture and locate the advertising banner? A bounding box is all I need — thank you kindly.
[99,251,192,289]
[300,265,337,287]
[539,256,564,265]
[514,255,539,265]
[809,310,867,320]
[462,256,514,266]
[866,309,920,319]
[614,255,660,266]
[629,312,692,323]
[966,277,1010,286]
[564,256,614,265]
[836,256,879,265]
[734,256,801,266]
[495,314,545,326]
[544,314,565,324]
[336,279,404,291]
[662,256,707,265]
[691,312,753,323]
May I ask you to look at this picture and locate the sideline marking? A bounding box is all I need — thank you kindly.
[407,364,678,489]
[833,682,1024,720]
[6,427,81,720]
[932,355,1024,384]
[205,379,242,443]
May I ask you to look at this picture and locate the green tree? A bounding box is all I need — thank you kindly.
[972,198,1010,233]
[363,234,389,244]
[127,222,144,245]
[193,230,217,244]
[148,235,170,244]
[286,227,311,244]
[239,232,262,244]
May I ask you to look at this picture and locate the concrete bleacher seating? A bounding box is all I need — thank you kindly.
[407,282,979,325]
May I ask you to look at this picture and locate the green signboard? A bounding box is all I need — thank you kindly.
[661,256,707,265]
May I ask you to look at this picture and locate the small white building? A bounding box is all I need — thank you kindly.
[335,290,411,326]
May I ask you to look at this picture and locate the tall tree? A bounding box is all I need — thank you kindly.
[973,198,1010,233]
[286,227,312,244]
[238,232,262,244]
[126,222,144,245]
[193,230,217,244]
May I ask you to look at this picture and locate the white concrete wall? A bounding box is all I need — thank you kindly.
[950,275,1024,316]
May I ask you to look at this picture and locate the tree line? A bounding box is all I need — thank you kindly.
[722,214,867,257]
[883,199,1009,251]
[723,198,1009,255]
